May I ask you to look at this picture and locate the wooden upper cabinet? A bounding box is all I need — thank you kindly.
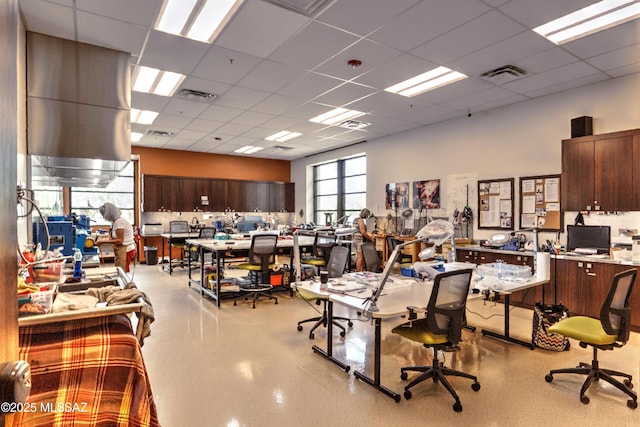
[179,178,199,212]
[161,177,181,212]
[562,129,640,211]
[142,175,163,212]
[225,180,245,212]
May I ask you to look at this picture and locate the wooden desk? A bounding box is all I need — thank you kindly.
[374,234,427,265]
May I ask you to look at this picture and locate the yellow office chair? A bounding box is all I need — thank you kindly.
[545,268,637,409]
[301,233,336,268]
[235,234,279,309]
[392,268,479,412]
[297,245,353,339]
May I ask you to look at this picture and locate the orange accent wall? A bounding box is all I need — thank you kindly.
[133,147,291,182]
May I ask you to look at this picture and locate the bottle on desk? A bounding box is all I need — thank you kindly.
[73,247,83,279]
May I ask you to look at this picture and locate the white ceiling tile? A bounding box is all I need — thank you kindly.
[519,73,610,99]
[238,60,306,92]
[587,44,640,72]
[162,98,210,118]
[230,110,276,127]
[140,31,210,74]
[198,104,244,122]
[442,86,528,110]
[214,86,270,109]
[153,114,192,128]
[20,0,76,40]
[179,77,232,98]
[131,92,170,111]
[498,0,597,28]
[76,0,161,27]
[215,122,254,136]
[76,12,148,56]
[174,130,209,141]
[216,0,309,58]
[317,0,420,37]
[269,21,360,70]
[517,47,578,74]
[185,118,225,133]
[251,94,303,116]
[504,62,604,95]
[278,72,345,101]
[368,0,490,51]
[410,11,527,65]
[607,62,640,78]
[354,53,438,90]
[192,45,263,85]
[312,82,378,107]
[561,20,640,60]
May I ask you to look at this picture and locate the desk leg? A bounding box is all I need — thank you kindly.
[312,300,350,372]
[481,294,534,349]
[353,318,402,402]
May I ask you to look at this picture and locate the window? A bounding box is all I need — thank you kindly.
[313,154,366,225]
[70,162,136,226]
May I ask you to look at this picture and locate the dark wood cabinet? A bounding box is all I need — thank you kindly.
[562,129,639,211]
[142,175,294,213]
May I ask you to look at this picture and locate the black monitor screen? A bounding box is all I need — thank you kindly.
[566,225,611,253]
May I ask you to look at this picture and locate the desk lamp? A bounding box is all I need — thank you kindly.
[367,219,455,312]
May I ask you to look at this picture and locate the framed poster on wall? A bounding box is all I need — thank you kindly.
[412,179,440,209]
[519,174,562,231]
[478,178,514,230]
[385,182,409,208]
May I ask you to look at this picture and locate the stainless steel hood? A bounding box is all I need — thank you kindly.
[27,32,131,188]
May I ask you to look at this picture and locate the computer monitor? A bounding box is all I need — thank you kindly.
[566,225,611,254]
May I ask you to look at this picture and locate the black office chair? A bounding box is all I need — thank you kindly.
[392,269,479,412]
[386,235,412,265]
[297,245,353,339]
[235,234,279,308]
[189,227,216,262]
[545,269,637,409]
[361,242,381,272]
[302,233,336,268]
[169,220,189,269]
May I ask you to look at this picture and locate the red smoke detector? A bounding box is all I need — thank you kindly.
[347,59,362,69]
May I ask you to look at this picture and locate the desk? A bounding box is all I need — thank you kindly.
[186,236,315,307]
[161,231,200,274]
[474,276,548,349]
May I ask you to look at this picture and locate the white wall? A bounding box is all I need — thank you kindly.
[291,73,640,244]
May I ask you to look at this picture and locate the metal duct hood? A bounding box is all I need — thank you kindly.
[27,32,131,188]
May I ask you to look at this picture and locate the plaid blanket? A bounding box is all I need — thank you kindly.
[15,315,159,426]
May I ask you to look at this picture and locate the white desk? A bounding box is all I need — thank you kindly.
[186,236,315,307]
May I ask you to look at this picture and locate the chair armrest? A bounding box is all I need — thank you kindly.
[406,305,427,320]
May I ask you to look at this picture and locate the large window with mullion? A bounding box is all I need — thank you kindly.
[313,154,366,226]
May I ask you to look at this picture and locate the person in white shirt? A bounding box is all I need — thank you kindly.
[97,202,136,272]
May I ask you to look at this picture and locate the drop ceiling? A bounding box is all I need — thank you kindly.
[18,0,640,160]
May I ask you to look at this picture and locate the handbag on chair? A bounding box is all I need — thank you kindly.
[532,303,570,351]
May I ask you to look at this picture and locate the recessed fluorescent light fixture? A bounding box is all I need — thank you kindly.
[533,0,640,45]
[385,66,467,97]
[131,132,144,142]
[265,131,302,142]
[309,108,365,126]
[132,66,185,96]
[131,109,159,125]
[155,0,244,43]
[234,145,264,154]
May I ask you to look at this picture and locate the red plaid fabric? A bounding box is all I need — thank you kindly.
[15,315,159,426]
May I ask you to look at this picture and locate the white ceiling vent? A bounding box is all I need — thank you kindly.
[262,0,334,17]
[147,130,174,137]
[273,145,294,151]
[339,120,370,130]
[177,89,217,102]
[480,65,527,84]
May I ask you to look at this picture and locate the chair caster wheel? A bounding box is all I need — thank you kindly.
[400,372,408,380]
[297,325,303,331]
[348,321,353,327]
[545,374,553,382]
[624,378,633,388]
[403,390,412,400]
[580,395,590,405]
[471,382,480,392]
[340,331,346,337]
[309,333,315,339]
[453,402,462,412]
[627,399,637,409]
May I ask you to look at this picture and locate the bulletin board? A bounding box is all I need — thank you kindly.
[478,178,514,230]
[519,174,562,231]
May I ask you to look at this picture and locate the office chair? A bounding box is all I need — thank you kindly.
[545,269,637,409]
[235,234,279,309]
[392,269,479,412]
[169,220,189,269]
[301,233,336,268]
[361,242,381,272]
[297,245,353,339]
[189,227,216,263]
[386,236,412,265]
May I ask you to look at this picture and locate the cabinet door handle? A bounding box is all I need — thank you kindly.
[587,272,596,276]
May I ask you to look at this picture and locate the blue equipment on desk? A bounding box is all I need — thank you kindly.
[33,213,97,257]
[236,216,264,232]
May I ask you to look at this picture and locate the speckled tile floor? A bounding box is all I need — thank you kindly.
[130,263,640,427]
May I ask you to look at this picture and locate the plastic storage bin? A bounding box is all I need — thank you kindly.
[144,246,158,265]
[477,262,532,278]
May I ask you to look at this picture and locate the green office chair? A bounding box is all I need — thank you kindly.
[302,233,336,268]
[392,268,479,412]
[386,235,412,265]
[545,268,637,409]
[297,245,353,339]
[234,234,279,309]
[361,242,381,272]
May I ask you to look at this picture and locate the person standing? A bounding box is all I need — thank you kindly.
[96,202,136,272]
[353,208,373,271]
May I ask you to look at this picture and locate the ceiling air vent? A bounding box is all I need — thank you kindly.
[177,89,217,102]
[339,120,370,130]
[480,65,527,84]
[262,0,334,17]
[147,130,174,137]
[273,145,294,151]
